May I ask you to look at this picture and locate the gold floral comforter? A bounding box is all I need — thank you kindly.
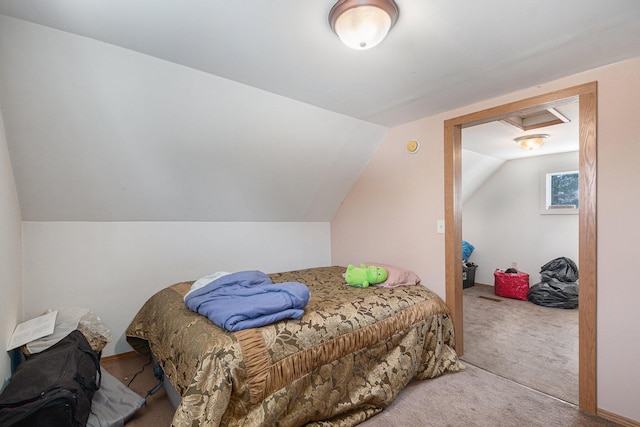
[126,266,463,426]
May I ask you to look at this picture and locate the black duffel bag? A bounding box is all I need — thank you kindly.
[0,329,101,427]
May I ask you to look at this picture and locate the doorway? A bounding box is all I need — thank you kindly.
[460,104,580,404]
[443,82,597,413]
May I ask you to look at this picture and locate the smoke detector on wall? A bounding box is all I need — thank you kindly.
[406,139,420,153]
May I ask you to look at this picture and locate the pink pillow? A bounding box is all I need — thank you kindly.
[364,262,421,288]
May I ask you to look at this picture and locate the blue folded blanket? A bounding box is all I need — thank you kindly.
[184,270,310,331]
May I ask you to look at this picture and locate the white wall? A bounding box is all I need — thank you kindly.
[332,120,448,293]
[0,111,22,389]
[332,57,640,422]
[461,149,505,204]
[463,152,579,285]
[22,222,331,356]
[0,15,386,223]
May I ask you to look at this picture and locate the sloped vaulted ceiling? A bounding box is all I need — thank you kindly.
[1,1,640,221]
[0,15,386,221]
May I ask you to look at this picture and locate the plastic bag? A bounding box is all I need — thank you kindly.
[78,310,112,353]
[540,257,578,283]
[462,240,475,261]
[529,257,579,309]
[25,308,111,355]
[528,279,578,309]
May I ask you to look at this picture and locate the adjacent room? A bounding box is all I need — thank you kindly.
[1,1,639,426]
[460,104,580,404]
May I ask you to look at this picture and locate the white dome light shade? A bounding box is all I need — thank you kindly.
[334,6,391,49]
[329,0,399,50]
[514,134,549,150]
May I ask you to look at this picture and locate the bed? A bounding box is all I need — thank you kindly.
[125,266,463,426]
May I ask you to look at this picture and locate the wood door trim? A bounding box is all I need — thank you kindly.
[443,81,597,413]
[578,89,597,412]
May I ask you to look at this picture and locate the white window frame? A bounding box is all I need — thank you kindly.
[540,170,579,215]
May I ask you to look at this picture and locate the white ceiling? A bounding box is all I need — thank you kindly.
[2,1,639,127]
[0,1,639,221]
[463,102,579,161]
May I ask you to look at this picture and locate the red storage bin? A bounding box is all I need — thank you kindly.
[494,269,530,300]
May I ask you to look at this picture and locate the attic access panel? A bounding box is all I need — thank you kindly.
[501,108,570,131]
[461,101,578,160]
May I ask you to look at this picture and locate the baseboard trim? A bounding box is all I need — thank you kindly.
[598,408,640,427]
[473,283,493,288]
[101,351,139,363]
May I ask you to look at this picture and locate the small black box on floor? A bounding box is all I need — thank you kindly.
[463,263,477,288]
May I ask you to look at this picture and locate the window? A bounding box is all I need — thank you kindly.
[542,170,578,214]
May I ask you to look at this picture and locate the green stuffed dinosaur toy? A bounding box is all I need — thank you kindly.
[345,264,388,288]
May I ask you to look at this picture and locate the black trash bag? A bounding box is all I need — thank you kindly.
[540,257,578,283]
[528,279,579,309]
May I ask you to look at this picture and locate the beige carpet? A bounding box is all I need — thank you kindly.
[461,284,578,404]
[102,347,621,426]
[359,364,617,427]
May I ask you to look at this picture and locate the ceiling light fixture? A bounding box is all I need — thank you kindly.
[329,0,399,50]
[514,134,549,150]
